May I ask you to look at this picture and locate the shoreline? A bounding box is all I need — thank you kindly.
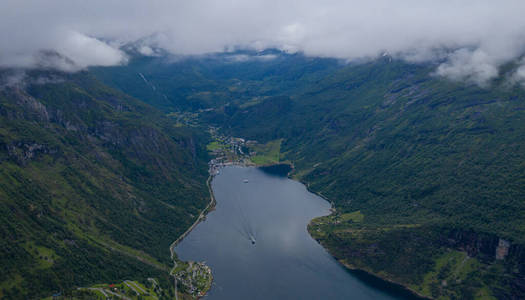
[170,174,217,259]
[169,162,429,299]
[168,161,287,259]
[302,201,430,300]
[337,260,432,300]
[169,173,217,299]
[309,226,432,300]
[291,166,430,300]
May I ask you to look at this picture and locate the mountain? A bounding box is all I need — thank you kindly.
[222,58,525,299]
[0,70,210,299]
[93,52,525,299]
[90,50,342,112]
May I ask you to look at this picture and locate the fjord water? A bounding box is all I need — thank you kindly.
[175,166,416,299]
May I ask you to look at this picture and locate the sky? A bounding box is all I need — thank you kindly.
[1,0,525,85]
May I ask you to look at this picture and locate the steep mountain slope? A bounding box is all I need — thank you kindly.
[0,70,209,299]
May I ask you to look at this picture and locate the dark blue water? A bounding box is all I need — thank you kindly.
[175,166,417,299]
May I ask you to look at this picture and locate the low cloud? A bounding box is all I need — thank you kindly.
[0,28,126,72]
[516,66,525,82]
[54,31,127,71]
[510,60,525,86]
[0,69,65,90]
[435,49,500,86]
[137,46,155,57]
[225,54,278,63]
[1,0,525,85]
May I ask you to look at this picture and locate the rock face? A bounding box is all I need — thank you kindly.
[444,229,525,298]
[445,230,518,263]
[6,142,55,165]
[445,229,500,261]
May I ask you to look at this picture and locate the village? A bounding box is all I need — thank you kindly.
[171,260,213,298]
[206,127,258,176]
[166,127,282,299]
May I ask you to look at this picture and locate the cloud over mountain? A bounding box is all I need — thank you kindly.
[2,0,525,84]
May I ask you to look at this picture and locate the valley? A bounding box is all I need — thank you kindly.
[4,2,525,299]
[92,52,525,299]
[1,50,525,299]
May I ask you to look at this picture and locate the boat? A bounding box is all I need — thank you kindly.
[243,179,249,183]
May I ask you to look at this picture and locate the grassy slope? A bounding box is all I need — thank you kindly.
[250,139,281,165]
[0,70,209,299]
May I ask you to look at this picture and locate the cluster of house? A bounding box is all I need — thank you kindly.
[175,261,212,297]
[208,135,258,175]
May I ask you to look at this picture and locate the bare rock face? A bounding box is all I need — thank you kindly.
[0,88,49,122]
[13,89,50,122]
[0,88,56,165]
[445,229,500,261]
[6,142,53,165]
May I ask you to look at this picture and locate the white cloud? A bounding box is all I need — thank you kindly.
[138,46,155,56]
[56,31,127,70]
[436,49,499,86]
[516,65,525,82]
[1,0,525,84]
[510,60,525,86]
[225,54,278,63]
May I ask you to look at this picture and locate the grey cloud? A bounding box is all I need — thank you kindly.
[1,0,525,85]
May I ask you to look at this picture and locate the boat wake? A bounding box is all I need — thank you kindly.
[234,196,257,245]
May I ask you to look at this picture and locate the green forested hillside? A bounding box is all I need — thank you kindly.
[0,71,209,299]
[268,59,525,241]
[221,58,525,299]
[94,53,525,299]
[90,50,341,112]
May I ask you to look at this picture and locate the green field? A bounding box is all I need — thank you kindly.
[206,141,224,151]
[50,279,168,300]
[249,139,282,166]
